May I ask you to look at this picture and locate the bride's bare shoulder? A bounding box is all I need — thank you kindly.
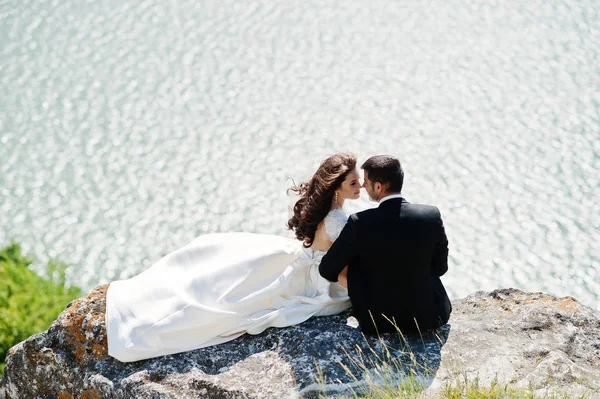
[311,209,348,251]
[311,219,332,252]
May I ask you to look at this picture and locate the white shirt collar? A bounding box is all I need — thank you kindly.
[379,193,404,204]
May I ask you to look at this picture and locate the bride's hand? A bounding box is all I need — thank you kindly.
[337,266,348,288]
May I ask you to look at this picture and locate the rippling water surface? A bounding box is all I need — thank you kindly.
[1,0,599,309]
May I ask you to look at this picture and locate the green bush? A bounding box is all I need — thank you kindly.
[0,243,82,377]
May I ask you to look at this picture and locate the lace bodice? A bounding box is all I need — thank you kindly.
[297,208,349,262]
[324,208,349,242]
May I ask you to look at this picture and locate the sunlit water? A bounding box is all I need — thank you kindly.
[1,0,598,310]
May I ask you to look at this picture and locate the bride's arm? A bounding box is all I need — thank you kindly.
[337,266,348,288]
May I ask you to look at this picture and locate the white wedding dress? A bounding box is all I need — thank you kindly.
[105,209,350,362]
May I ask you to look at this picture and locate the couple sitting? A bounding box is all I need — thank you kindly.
[106,154,451,362]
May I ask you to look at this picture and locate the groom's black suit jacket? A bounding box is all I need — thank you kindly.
[319,198,451,334]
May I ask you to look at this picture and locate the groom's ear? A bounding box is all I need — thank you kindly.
[375,181,389,195]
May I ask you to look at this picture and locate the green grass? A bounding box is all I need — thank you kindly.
[320,356,590,399]
[317,319,591,399]
[439,374,585,399]
[323,374,588,398]
[0,243,82,378]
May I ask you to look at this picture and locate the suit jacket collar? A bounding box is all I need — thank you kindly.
[378,197,408,208]
[379,194,404,204]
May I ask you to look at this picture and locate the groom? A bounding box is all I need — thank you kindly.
[319,155,451,334]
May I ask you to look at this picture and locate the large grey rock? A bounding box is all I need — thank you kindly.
[0,287,599,398]
[430,289,600,398]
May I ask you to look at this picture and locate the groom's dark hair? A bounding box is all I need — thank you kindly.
[361,155,404,193]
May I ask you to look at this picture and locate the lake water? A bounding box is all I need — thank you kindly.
[1,0,598,310]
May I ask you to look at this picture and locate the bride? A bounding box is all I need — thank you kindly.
[106,153,362,362]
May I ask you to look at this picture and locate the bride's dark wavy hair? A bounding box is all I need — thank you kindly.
[287,153,357,247]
